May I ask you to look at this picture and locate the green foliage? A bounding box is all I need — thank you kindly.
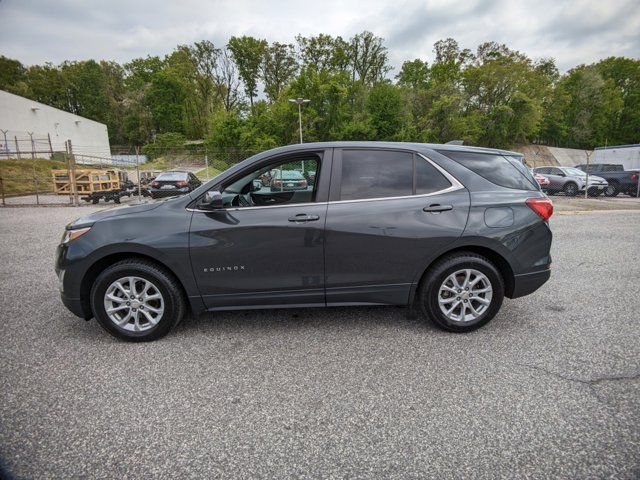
[1,35,638,151]
[141,132,186,159]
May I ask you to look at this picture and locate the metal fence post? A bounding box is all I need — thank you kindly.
[14,136,21,160]
[28,132,35,159]
[67,140,79,206]
[204,145,210,180]
[1,129,9,158]
[135,146,142,202]
[0,167,5,206]
[584,150,591,199]
[47,133,54,159]
[32,156,40,205]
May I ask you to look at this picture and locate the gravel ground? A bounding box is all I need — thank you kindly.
[0,206,639,479]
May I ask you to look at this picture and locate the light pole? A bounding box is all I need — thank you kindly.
[289,98,310,144]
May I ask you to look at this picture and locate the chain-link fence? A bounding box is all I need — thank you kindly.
[2,137,639,206]
[0,138,254,206]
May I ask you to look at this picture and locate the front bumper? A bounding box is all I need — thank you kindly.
[510,269,551,298]
[60,292,91,319]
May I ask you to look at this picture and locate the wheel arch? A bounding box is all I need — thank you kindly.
[410,245,516,305]
[79,252,196,320]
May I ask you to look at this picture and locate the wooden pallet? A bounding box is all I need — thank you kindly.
[52,169,126,195]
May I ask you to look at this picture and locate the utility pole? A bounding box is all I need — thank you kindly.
[289,98,311,144]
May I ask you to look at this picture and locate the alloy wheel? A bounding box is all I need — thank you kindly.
[438,269,493,323]
[103,276,165,332]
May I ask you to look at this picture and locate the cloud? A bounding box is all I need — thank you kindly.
[0,0,638,71]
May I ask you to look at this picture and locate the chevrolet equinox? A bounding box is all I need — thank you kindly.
[56,142,553,341]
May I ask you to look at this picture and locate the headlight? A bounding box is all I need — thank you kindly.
[61,226,91,244]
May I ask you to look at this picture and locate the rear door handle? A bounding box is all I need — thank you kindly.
[423,204,453,213]
[288,214,320,222]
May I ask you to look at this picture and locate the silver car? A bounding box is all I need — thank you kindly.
[533,166,608,196]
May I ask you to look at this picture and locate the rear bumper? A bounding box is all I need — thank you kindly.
[510,269,551,298]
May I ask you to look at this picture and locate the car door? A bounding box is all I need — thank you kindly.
[189,150,331,309]
[546,167,566,192]
[324,148,470,306]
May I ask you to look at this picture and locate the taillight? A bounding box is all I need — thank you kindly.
[150,181,159,187]
[300,179,307,185]
[273,180,281,186]
[176,181,189,187]
[631,172,638,181]
[526,197,553,221]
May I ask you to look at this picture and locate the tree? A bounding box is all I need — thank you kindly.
[396,59,430,89]
[228,36,267,111]
[262,42,298,102]
[366,82,404,140]
[350,31,391,85]
[296,34,351,73]
[0,56,26,91]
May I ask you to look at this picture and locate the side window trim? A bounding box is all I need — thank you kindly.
[329,148,463,203]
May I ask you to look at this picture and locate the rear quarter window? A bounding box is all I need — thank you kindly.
[439,151,538,191]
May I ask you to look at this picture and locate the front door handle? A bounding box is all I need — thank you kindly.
[423,204,453,213]
[288,214,320,222]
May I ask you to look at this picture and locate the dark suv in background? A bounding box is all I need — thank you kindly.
[149,170,202,198]
[574,163,639,197]
[56,142,553,341]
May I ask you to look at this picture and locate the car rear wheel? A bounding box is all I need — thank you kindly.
[563,182,579,197]
[419,253,504,333]
[90,259,185,341]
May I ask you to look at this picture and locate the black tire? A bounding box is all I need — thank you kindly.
[114,196,121,204]
[418,252,505,333]
[92,197,99,204]
[604,183,619,197]
[563,182,579,197]
[90,259,186,341]
[587,187,602,197]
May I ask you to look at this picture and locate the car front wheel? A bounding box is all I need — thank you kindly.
[90,259,185,341]
[604,183,619,197]
[563,182,579,196]
[419,253,504,333]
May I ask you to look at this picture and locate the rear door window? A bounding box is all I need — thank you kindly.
[340,150,413,200]
[439,151,537,191]
[338,150,453,200]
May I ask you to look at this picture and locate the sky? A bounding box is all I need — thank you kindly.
[0,0,639,72]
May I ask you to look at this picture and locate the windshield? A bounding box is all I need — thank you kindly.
[156,172,188,181]
[274,170,304,180]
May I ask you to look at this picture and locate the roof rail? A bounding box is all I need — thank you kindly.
[445,140,464,145]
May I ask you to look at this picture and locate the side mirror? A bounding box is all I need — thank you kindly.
[251,179,263,192]
[201,190,223,209]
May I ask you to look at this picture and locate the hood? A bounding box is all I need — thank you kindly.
[587,175,607,183]
[68,201,162,229]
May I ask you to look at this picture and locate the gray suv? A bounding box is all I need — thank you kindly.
[533,166,608,196]
[56,142,553,341]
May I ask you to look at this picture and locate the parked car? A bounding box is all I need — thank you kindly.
[270,169,309,191]
[574,163,639,197]
[533,166,608,196]
[304,169,317,186]
[148,171,202,199]
[56,142,552,341]
[533,172,550,191]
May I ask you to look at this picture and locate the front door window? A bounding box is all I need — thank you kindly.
[221,156,320,208]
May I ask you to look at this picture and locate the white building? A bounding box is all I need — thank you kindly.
[0,89,111,161]
[594,144,640,170]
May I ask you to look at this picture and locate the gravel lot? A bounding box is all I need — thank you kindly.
[0,205,639,479]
